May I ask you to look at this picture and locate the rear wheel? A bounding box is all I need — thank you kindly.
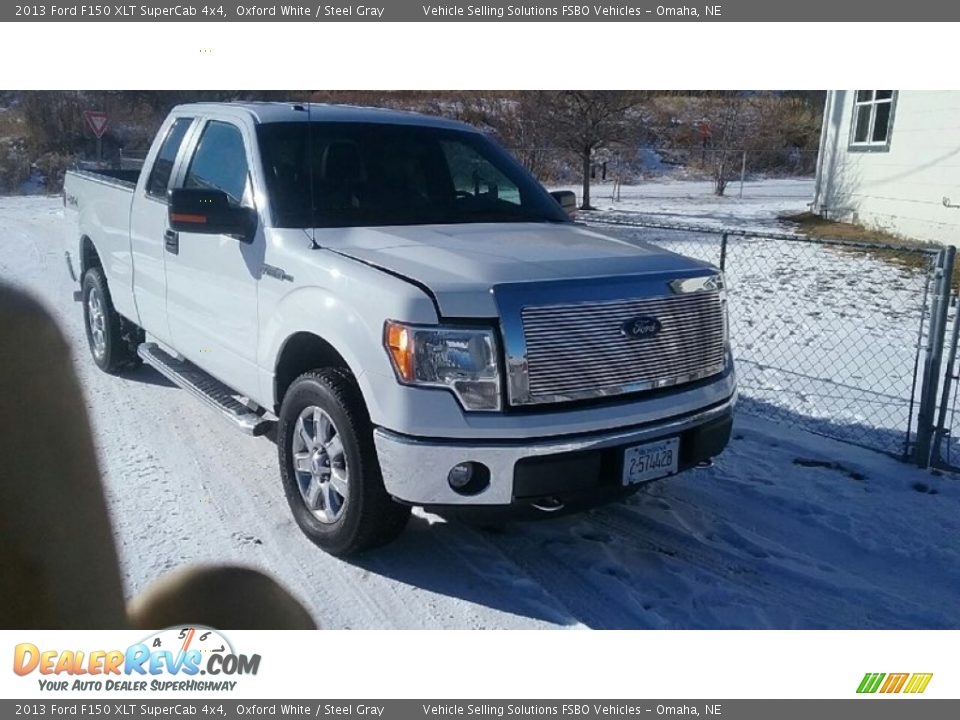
[81,267,142,374]
[277,368,410,556]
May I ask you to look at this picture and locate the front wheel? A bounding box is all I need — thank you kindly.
[81,267,142,374]
[277,368,410,556]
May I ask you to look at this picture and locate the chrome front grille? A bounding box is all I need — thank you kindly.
[517,290,726,405]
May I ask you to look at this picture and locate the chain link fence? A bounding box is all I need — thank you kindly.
[587,217,948,461]
[511,145,821,196]
[931,297,960,470]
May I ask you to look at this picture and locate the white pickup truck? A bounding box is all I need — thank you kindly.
[64,102,736,555]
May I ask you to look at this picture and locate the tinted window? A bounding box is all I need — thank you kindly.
[442,141,521,206]
[183,121,249,204]
[256,122,569,228]
[146,117,192,199]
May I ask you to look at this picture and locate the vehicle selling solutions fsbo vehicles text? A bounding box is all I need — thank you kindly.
[420,5,720,17]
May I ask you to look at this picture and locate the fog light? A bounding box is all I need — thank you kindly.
[448,463,474,489]
[447,462,490,495]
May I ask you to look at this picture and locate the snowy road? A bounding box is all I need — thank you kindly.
[2,194,958,629]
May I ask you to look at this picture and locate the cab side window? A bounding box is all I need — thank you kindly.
[183,121,249,205]
[145,117,193,200]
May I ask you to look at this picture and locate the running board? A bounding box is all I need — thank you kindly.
[137,343,274,436]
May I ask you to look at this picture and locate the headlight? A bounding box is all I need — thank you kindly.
[717,274,729,344]
[383,321,502,411]
[717,274,731,366]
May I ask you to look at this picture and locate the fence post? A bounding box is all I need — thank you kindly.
[915,246,956,467]
[719,233,728,272]
[932,293,960,466]
[739,151,746,199]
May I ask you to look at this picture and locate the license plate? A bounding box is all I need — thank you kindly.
[622,437,680,486]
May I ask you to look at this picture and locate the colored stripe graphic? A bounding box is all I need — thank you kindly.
[857,672,932,694]
[904,673,934,694]
[880,673,909,693]
[857,673,885,693]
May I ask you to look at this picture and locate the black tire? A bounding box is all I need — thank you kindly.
[277,368,410,556]
[81,266,142,374]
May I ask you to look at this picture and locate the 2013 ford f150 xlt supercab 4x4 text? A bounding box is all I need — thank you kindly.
[64,102,736,556]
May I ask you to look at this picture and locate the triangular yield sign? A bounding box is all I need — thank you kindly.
[83,111,110,139]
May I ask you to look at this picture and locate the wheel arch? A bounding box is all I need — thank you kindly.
[79,235,101,277]
[273,332,353,413]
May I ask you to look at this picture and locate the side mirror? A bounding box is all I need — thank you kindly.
[168,188,257,241]
[549,190,578,218]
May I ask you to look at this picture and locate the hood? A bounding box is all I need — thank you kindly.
[316,222,715,317]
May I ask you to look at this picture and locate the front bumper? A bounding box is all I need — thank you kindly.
[373,391,736,508]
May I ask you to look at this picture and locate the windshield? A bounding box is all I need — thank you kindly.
[257,121,571,228]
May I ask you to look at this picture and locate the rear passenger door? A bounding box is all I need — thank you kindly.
[164,118,262,399]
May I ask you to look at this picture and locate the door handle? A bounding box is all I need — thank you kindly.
[164,229,179,255]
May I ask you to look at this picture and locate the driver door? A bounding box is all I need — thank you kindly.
[164,118,262,399]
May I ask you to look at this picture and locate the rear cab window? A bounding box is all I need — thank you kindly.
[145,117,193,200]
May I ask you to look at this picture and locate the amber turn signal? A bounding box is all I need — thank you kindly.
[384,321,414,381]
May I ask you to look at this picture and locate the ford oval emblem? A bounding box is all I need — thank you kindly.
[621,316,662,339]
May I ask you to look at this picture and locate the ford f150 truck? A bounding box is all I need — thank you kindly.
[64,102,736,556]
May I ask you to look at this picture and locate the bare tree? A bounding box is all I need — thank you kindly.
[705,92,752,197]
[506,93,557,180]
[542,91,645,210]
[704,91,823,196]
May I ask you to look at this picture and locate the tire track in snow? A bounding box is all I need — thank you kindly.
[585,503,913,629]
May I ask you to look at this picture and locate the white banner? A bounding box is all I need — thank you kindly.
[2,630,954,699]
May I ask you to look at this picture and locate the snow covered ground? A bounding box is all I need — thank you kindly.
[556,177,816,233]
[2,187,958,629]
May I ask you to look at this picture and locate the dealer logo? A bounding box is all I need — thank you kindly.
[13,626,260,692]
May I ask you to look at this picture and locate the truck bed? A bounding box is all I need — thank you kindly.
[68,167,141,191]
[63,166,143,323]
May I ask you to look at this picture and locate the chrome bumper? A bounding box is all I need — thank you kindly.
[374,392,736,506]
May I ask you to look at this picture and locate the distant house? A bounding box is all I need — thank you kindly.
[814,91,960,246]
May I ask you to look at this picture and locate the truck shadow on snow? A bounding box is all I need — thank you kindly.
[353,397,958,630]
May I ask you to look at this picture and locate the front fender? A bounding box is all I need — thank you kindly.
[256,267,438,422]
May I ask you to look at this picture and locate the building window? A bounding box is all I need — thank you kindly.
[850,91,896,150]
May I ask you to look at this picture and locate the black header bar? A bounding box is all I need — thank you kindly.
[4,0,955,22]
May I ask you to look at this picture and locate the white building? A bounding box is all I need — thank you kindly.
[814,90,960,246]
